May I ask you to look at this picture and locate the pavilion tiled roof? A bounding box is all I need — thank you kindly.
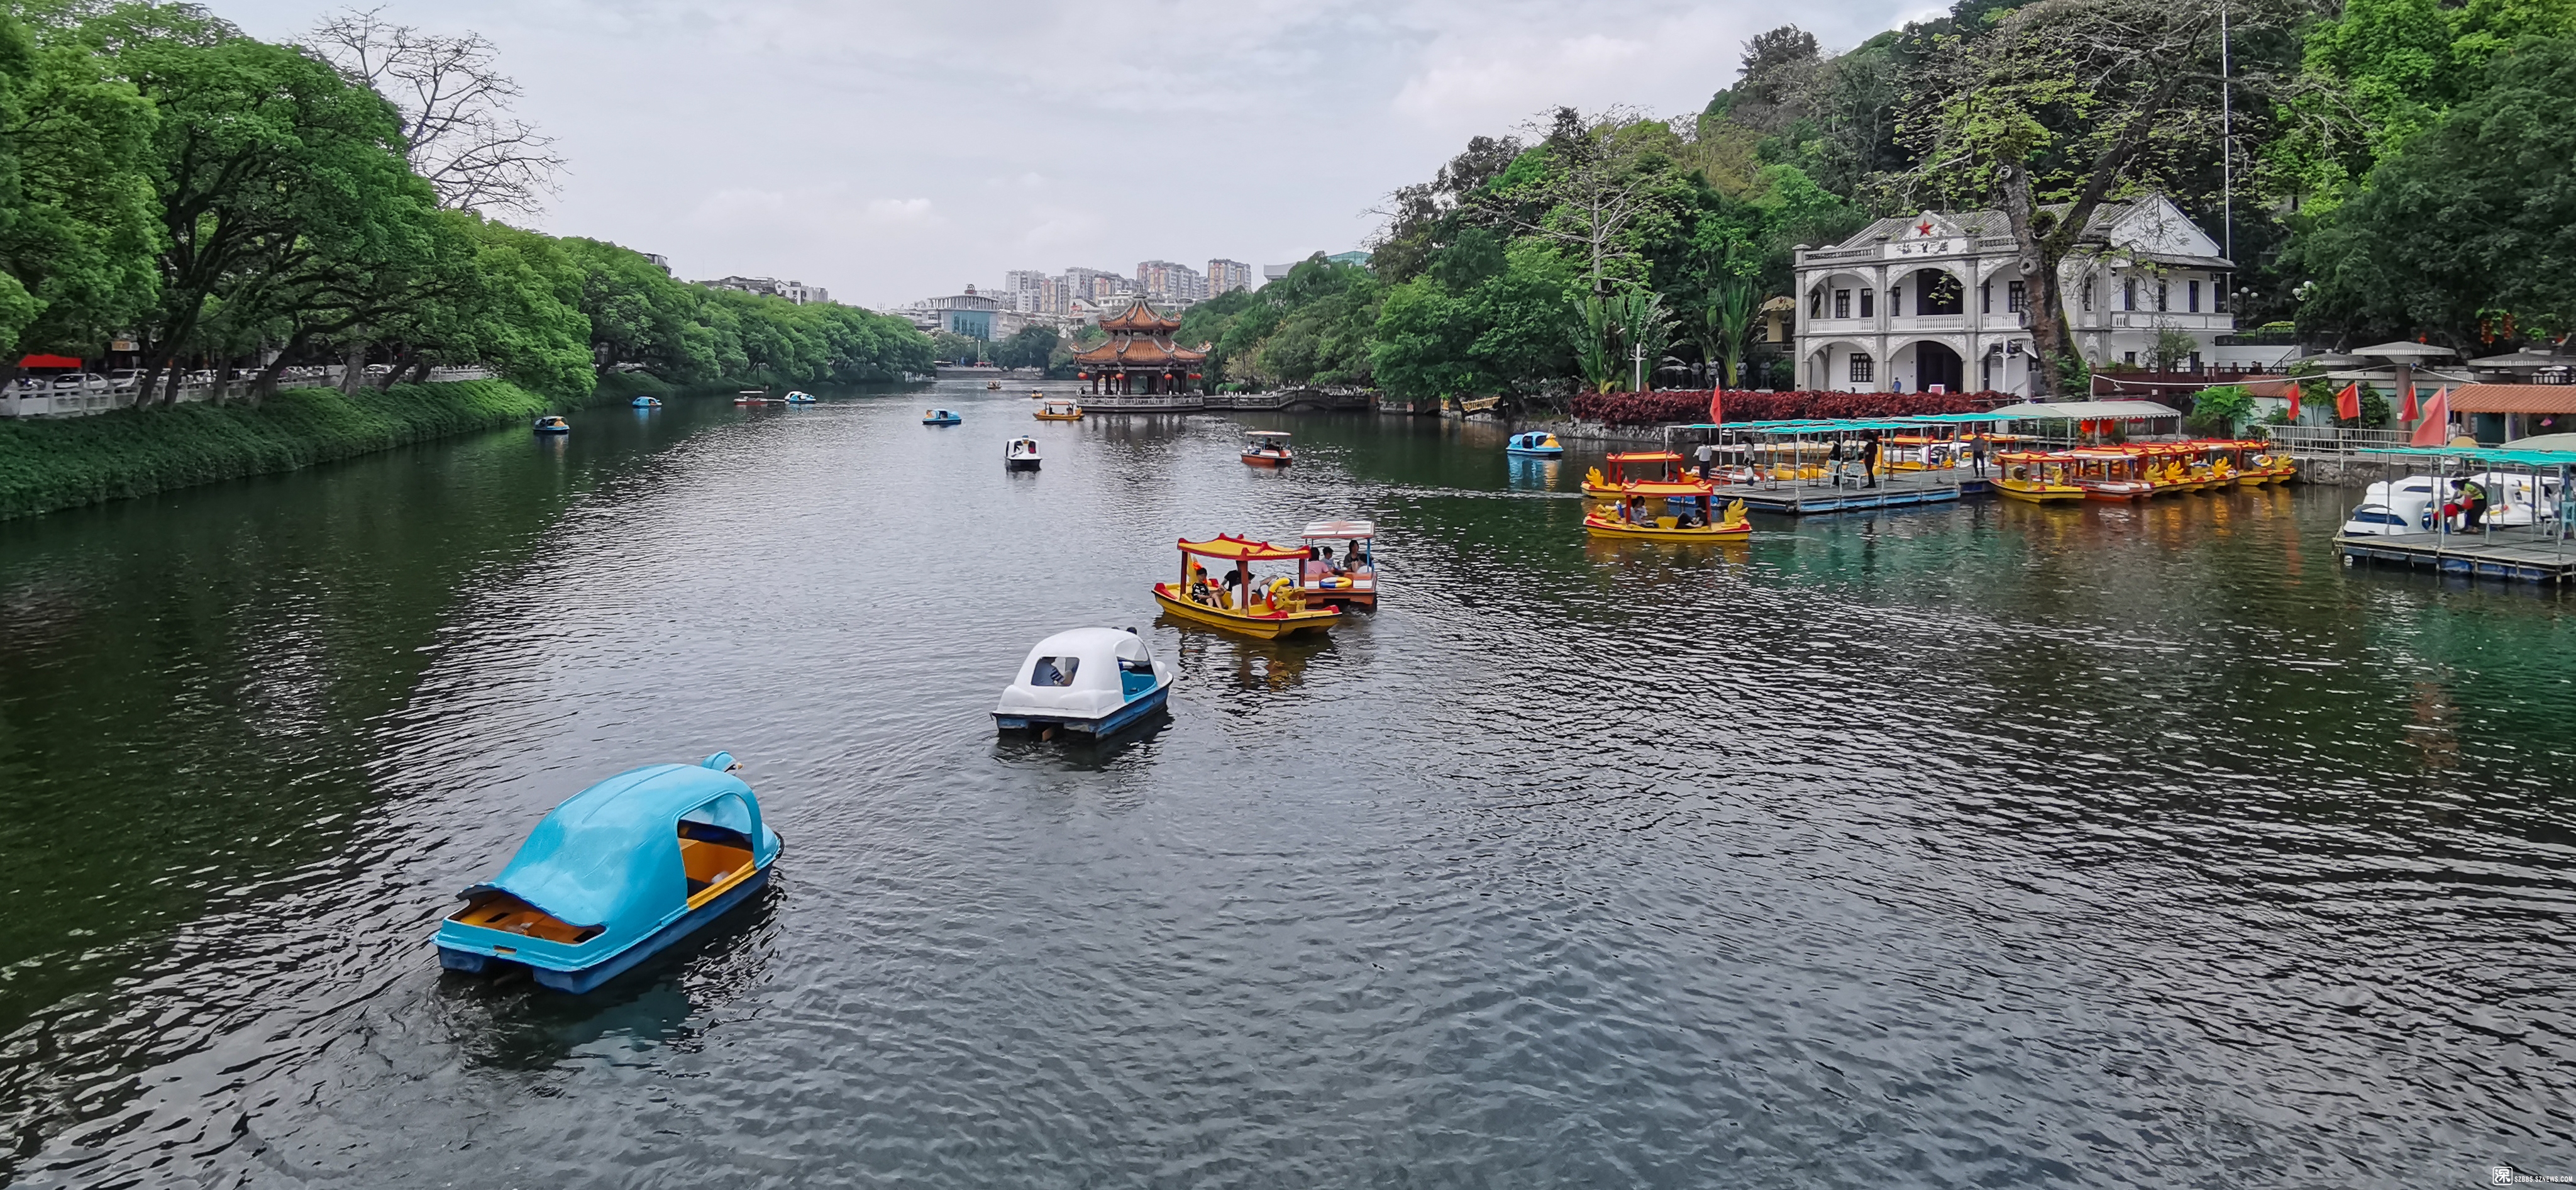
[1098,301,1181,333]
[1073,338,1207,365]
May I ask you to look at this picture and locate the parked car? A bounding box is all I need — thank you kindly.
[106,369,141,392]
[49,372,106,390]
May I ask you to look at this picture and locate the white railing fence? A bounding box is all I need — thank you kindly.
[1,365,495,418]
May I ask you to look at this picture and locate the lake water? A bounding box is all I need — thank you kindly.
[2,382,2570,1187]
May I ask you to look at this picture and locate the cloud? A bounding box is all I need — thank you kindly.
[216,0,1926,305]
[861,197,937,225]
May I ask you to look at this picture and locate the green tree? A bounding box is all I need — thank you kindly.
[79,4,428,402]
[992,323,1061,370]
[2293,36,2576,348]
[0,8,157,385]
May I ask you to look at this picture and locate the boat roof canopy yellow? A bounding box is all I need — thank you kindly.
[1177,534,1306,561]
[1607,452,1682,464]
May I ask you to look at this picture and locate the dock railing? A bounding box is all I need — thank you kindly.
[2265,425,2409,458]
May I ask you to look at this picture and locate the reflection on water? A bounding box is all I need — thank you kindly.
[3,382,2573,1186]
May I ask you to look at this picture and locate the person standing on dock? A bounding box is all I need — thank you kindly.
[2459,477,2489,530]
[1694,440,1716,480]
[1862,433,1882,488]
[1969,435,1988,477]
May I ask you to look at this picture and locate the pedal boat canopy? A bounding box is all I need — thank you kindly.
[992,626,1174,733]
[434,754,782,991]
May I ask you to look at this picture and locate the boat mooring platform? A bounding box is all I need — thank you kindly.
[1714,470,1993,515]
[2336,528,2576,584]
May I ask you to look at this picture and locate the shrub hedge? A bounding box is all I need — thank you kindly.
[0,379,618,520]
[1569,389,2012,426]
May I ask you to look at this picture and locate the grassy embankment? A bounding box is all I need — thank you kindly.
[0,373,675,521]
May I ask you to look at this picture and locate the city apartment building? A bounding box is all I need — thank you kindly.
[699,275,831,305]
[1134,260,1208,303]
[1207,259,1253,296]
[1002,270,1046,313]
[1792,192,2233,396]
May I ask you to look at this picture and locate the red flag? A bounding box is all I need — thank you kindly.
[2401,386,2419,421]
[2410,387,2452,447]
[2335,382,2361,421]
[1707,388,1724,426]
[2287,386,2301,420]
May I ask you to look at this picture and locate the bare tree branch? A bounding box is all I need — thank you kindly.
[309,7,565,216]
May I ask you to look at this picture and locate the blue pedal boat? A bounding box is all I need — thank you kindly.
[434,753,783,993]
[629,396,662,408]
[993,627,1173,737]
[923,408,962,426]
[1505,430,1563,457]
[533,414,572,435]
[783,391,817,404]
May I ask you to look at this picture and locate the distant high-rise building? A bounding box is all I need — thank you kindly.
[1207,259,1253,296]
[1003,270,1046,313]
[1136,260,1207,303]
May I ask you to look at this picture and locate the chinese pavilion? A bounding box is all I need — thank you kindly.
[1074,301,1208,394]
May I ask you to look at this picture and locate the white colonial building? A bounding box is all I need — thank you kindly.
[1791,193,2236,396]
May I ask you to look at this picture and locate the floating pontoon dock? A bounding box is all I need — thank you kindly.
[1669,413,2018,516]
[2336,444,2576,584]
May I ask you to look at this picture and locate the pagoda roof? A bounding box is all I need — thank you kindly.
[1099,301,1182,333]
[1073,337,1207,365]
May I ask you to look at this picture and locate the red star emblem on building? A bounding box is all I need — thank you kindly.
[1916,220,1934,236]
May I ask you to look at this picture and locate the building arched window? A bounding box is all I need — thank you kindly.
[1849,353,1874,384]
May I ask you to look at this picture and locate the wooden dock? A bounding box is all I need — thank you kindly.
[2335,527,2576,583]
[1716,469,1993,515]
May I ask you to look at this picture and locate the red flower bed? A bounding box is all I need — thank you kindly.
[1570,389,2015,426]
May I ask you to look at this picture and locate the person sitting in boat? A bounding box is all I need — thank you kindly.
[1188,564,1217,605]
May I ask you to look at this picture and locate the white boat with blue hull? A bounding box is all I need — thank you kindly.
[993,627,1174,737]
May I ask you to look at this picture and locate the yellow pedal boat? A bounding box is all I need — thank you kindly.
[1993,451,2085,503]
[1583,481,1750,540]
[1153,534,1339,638]
[1034,398,1083,421]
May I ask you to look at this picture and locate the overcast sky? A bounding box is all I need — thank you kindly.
[218,0,1929,308]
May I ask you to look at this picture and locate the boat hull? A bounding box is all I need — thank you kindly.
[924,418,959,426]
[1996,482,2085,503]
[1241,453,1291,467]
[1506,447,1565,458]
[1581,515,1750,541]
[1005,457,1041,470]
[992,679,1170,737]
[438,862,775,994]
[1152,586,1335,638]
[1034,412,1083,421]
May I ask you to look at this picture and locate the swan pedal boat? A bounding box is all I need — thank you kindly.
[923,408,963,426]
[782,391,816,404]
[1505,431,1564,457]
[1154,534,1339,638]
[434,753,782,994]
[1582,452,1684,498]
[1034,399,1083,421]
[1583,481,1751,540]
[993,627,1174,737]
